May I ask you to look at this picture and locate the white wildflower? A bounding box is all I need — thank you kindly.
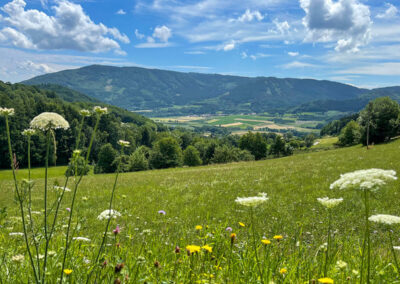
[368,214,400,225]
[118,140,130,147]
[330,169,397,191]
[336,260,347,270]
[30,112,70,131]
[317,197,343,209]
[93,106,108,115]
[394,246,400,251]
[97,209,121,220]
[12,254,24,262]
[9,232,24,236]
[80,109,91,117]
[235,192,269,207]
[53,186,71,192]
[72,237,91,242]
[0,107,15,116]
[22,128,36,136]
[48,250,57,256]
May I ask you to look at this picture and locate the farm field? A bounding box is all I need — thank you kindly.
[1,139,400,282]
[151,112,348,135]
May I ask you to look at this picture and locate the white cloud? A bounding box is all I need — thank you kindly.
[135,29,145,39]
[152,25,172,42]
[273,19,290,34]
[184,50,205,55]
[288,51,299,56]
[241,51,248,58]
[300,0,372,53]
[376,3,398,19]
[223,41,235,51]
[337,62,400,75]
[135,25,172,48]
[237,9,264,22]
[0,0,129,54]
[116,9,126,15]
[282,60,319,69]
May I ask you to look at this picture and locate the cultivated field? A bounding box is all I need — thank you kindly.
[1,139,400,282]
[151,112,347,135]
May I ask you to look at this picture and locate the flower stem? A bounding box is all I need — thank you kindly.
[5,116,39,283]
[87,147,124,283]
[250,208,264,283]
[388,230,400,276]
[360,188,371,284]
[60,115,98,283]
[41,130,51,283]
[324,210,332,277]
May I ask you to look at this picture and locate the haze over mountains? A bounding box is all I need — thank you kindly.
[22,65,400,116]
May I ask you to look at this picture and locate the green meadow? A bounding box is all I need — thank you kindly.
[1,140,400,283]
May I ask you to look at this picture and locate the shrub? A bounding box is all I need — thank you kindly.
[149,137,183,169]
[95,143,118,173]
[183,145,202,166]
[129,147,149,171]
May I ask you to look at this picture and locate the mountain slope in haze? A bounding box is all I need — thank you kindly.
[22,65,370,115]
[35,83,101,103]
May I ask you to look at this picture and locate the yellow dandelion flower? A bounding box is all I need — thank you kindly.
[63,269,73,275]
[318,277,334,284]
[273,235,283,241]
[215,265,222,270]
[186,245,201,254]
[279,268,287,274]
[202,245,212,253]
[261,239,271,245]
[195,225,203,230]
[239,222,245,227]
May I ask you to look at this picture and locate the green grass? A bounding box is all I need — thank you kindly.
[1,141,400,282]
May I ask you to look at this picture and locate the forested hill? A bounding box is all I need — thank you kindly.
[22,65,369,115]
[0,81,153,168]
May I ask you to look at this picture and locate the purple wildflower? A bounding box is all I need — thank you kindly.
[113,225,121,235]
[158,210,166,215]
[226,227,233,232]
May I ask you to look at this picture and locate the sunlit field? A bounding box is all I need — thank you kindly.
[1,139,400,283]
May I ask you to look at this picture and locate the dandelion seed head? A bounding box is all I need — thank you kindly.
[30,112,69,131]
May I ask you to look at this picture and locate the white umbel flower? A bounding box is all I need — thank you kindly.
[317,197,343,209]
[30,112,70,131]
[22,129,36,136]
[394,246,400,251]
[235,192,269,207]
[9,232,24,236]
[118,140,130,147]
[93,106,108,115]
[368,214,400,225]
[53,186,71,192]
[80,109,91,117]
[330,169,397,191]
[12,254,25,262]
[73,237,91,242]
[0,107,15,116]
[97,209,121,220]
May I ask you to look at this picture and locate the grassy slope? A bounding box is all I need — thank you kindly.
[0,140,399,282]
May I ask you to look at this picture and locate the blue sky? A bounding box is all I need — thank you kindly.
[0,0,399,89]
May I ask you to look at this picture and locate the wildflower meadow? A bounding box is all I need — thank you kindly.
[1,107,400,283]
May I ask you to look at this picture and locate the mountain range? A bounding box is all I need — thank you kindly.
[22,65,400,116]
